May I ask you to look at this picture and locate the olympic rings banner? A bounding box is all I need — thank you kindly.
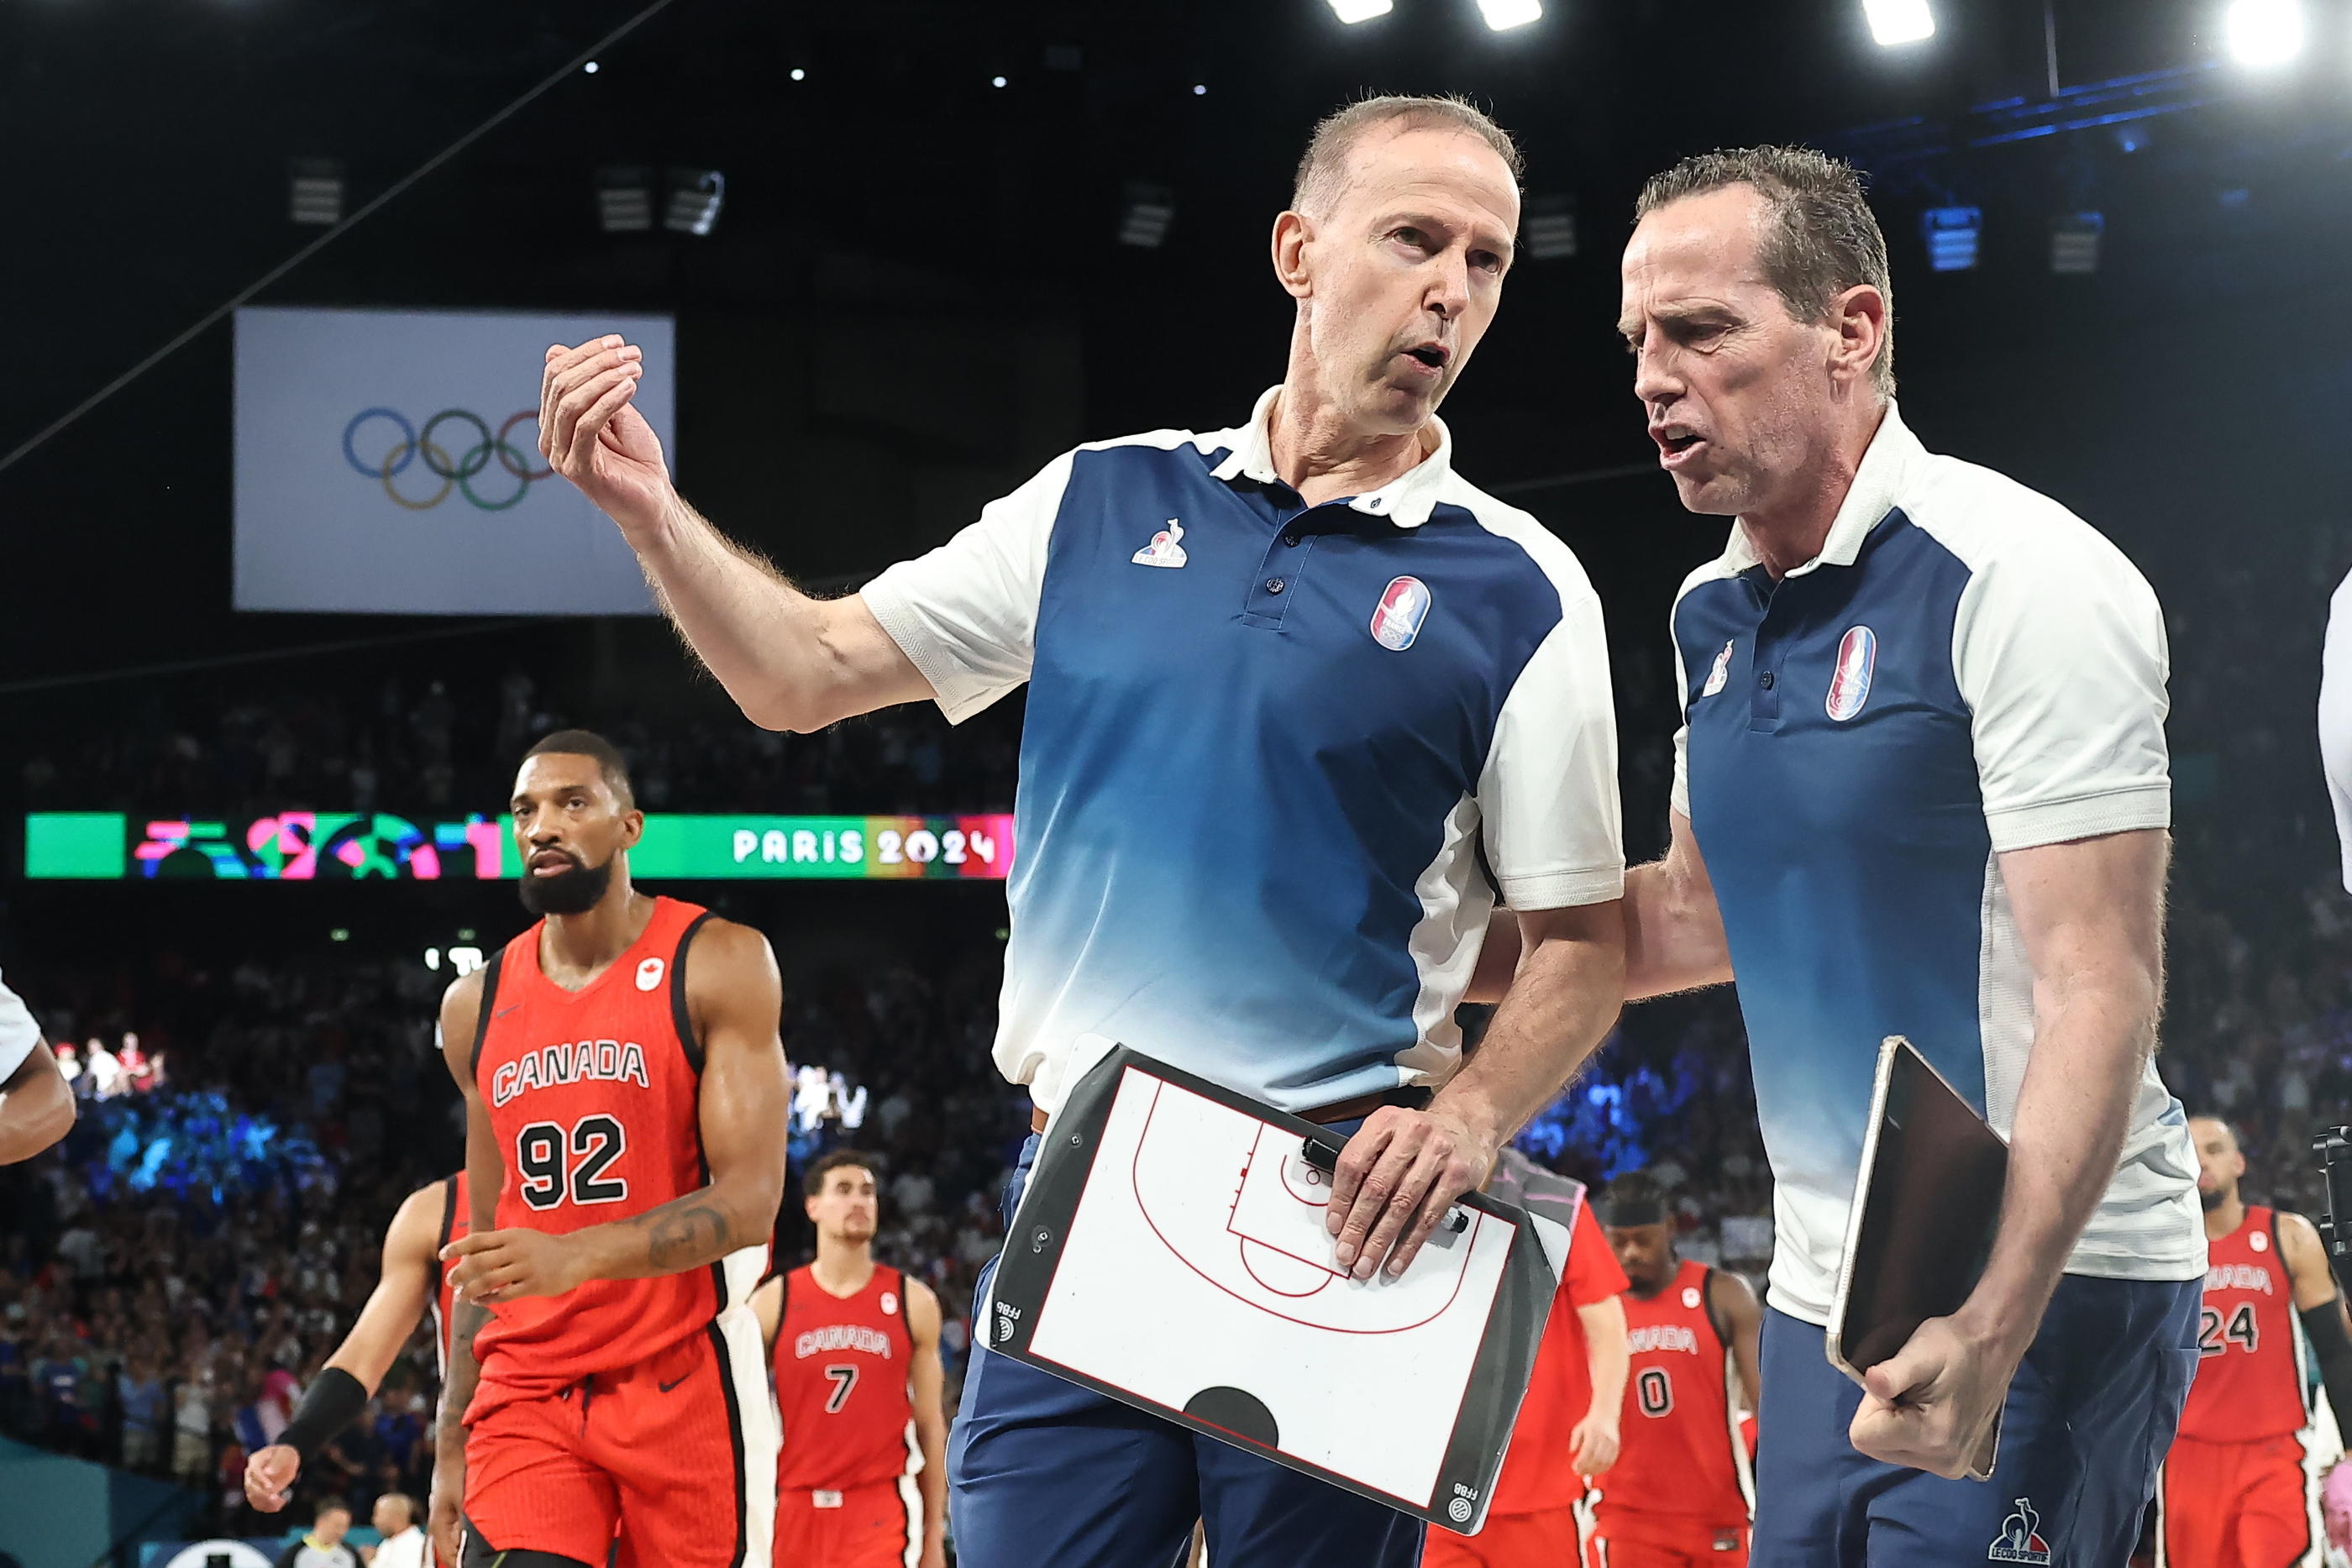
[234,307,675,615]
[24,811,1017,883]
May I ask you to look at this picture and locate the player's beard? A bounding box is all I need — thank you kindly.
[518,852,615,916]
[2200,1184,2228,1212]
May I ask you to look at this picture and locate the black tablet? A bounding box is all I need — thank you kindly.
[1826,1036,2010,1478]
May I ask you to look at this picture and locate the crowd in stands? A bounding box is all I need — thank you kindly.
[12,661,1024,821]
[6,529,2352,1538]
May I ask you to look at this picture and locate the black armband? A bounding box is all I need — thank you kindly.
[2297,1300,2352,1428]
[276,1366,370,1462]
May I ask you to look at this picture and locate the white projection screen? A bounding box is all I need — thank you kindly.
[234,306,675,614]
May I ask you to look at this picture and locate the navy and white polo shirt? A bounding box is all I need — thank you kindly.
[2319,566,2352,892]
[0,970,39,1083]
[1669,405,2202,1324]
[863,387,1624,1114]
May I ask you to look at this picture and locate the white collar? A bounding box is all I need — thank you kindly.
[1712,401,1925,578]
[1207,385,1457,528]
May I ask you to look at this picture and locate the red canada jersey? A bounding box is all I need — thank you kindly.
[1488,1194,1630,1515]
[429,1169,470,1385]
[468,898,766,1417]
[1594,1258,1751,1528]
[774,1264,916,1492]
[2177,1207,2311,1444]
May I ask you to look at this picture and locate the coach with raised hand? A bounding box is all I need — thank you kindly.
[538,94,1627,1568]
[1604,147,2199,1564]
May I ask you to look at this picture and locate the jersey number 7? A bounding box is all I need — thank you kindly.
[823,1365,859,1413]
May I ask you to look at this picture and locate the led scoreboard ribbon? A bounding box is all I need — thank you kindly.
[24,812,1016,883]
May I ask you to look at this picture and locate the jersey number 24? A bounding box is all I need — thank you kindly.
[2197,1303,2259,1358]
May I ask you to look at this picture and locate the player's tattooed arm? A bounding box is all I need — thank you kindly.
[633,1196,735,1272]
[432,970,497,1568]
[429,1293,486,1566]
[554,920,791,1283]
[438,1296,489,1450]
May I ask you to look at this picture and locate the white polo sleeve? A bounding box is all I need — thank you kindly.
[1954,520,2171,853]
[0,969,40,1083]
[1669,627,1693,824]
[858,450,1074,725]
[1478,578,1625,910]
[2320,568,2352,893]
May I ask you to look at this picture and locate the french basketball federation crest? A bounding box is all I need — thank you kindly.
[1132,519,1188,569]
[1825,626,1877,722]
[1371,576,1431,651]
[1701,640,1734,698]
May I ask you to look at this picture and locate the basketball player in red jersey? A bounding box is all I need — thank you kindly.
[1424,1146,1630,1568]
[2157,1115,2352,1568]
[244,1171,469,1532]
[1585,1172,1761,1568]
[429,731,790,1568]
[754,1151,948,1568]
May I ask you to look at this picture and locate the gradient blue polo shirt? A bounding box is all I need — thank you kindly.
[1669,405,2202,1324]
[864,388,1624,1114]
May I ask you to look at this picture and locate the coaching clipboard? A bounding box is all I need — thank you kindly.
[984,1046,1567,1534]
[1827,1036,2010,1480]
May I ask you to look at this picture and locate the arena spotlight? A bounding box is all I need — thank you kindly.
[1863,0,1935,46]
[1478,0,1544,30]
[664,168,726,236]
[2050,212,2103,275]
[2224,0,2304,66]
[1118,181,1177,249]
[288,158,344,226]
[596,165,654,233]
[1522,194,1578,260]
[1921,206,1982,271]
[1327,0,1394,22]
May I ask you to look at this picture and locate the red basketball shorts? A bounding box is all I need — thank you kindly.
[2158,1432,2316,1568]
[1584,1507,1751,1568]
[773,1479,921,1568]
[1422,1504,1582,1568]
[463,1322,777,1568]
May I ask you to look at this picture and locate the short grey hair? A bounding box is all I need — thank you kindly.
[1635,145,1896,398]
[1293,94,1524,220]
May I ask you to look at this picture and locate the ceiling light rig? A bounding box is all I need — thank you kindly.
[1864,0,1936,47]
[2224,0,2304,66]
[1476,0,1543,31]
[1921,205,1982,271]
[1327,0,1393,24]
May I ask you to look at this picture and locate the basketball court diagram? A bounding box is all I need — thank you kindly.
[999,1058,1560,1521]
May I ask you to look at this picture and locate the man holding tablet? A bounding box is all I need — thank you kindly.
[1487,144,2202,1565]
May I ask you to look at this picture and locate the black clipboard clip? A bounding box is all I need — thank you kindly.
[1299,1135,1472,1241]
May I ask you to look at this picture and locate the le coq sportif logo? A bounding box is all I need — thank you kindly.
[342,406,554,511]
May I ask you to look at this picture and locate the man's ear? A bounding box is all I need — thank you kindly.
[1828,282,1887,390]
[1273,210,1316,302]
